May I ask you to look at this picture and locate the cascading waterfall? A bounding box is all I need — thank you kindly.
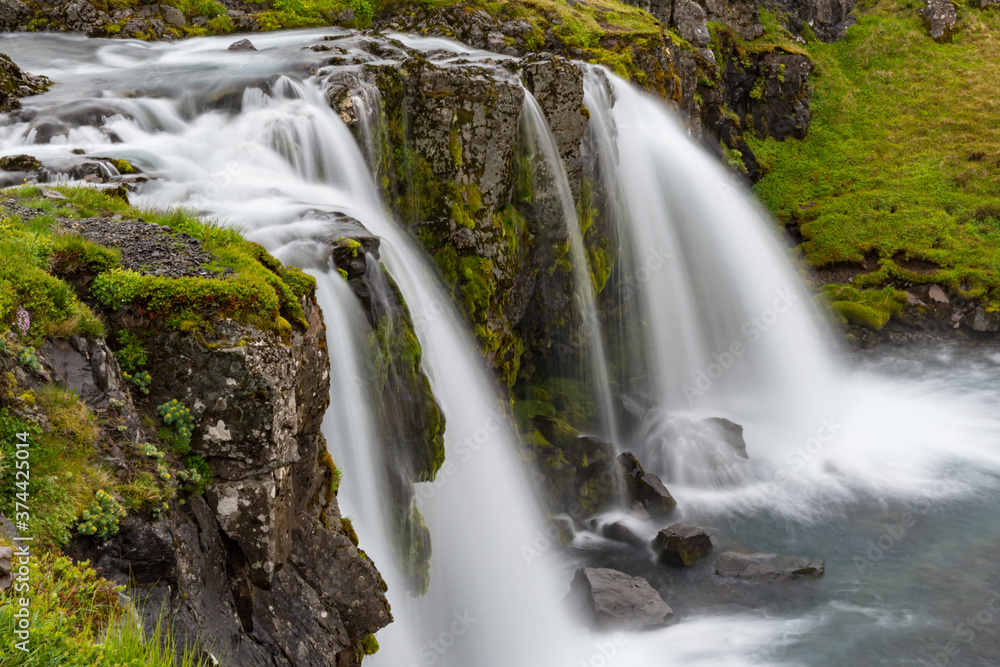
[6,29,1000,667]
[582,68,838,487]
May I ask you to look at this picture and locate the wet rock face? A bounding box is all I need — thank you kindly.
[571,567,676,629]
[522,56,589,197]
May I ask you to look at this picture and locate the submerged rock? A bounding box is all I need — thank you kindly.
[571,567,676,630]
[652,523,714,567]
[715,551,825,582]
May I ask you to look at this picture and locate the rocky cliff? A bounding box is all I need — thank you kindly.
[0,187,392,666]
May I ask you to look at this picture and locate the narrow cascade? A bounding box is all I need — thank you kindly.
[518,89,620,445]
[582,69,838,487]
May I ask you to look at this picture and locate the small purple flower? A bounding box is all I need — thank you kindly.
[14,307,29,337]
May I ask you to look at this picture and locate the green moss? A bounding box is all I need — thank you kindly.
[336,237,363,258]
[356,633,380,659]
[749,0,1000,310]
[0,215,107,343]
[823,284,907,330]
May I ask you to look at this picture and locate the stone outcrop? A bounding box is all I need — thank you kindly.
[618,452,678,515]
[0,53,49,113]
[570,567,676,629]
[0,206,396,666]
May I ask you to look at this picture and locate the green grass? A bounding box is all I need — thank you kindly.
[749,0,1000,314]
[0,389,117,549]
[0,551,207,666]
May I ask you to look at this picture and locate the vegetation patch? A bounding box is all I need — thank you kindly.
[749,0,1000,314]
[0,552,205,666]
[4,185,315,339]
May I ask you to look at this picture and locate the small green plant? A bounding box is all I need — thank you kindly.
[124,370,152,395]
[140,442,165,459]
[18,345,41,371]
[109,397,125,410]
[115,329,147,373]
[158,399,194,441]
[157,463,172,482]
[78,489,126,539]
[117,424,128,433]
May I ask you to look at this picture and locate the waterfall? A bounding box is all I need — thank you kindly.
[8,28,1000,667]
[581,69,838,487]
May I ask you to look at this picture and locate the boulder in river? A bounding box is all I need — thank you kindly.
[571,567,676,630]
[228,38,258,51]
[652,523,714,567]
[715,551,825,582]
[602,521,646,547]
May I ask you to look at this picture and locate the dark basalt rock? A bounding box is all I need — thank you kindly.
[571,567,676,630]
[715,551,825,582]
[705,417,748,459]
[652,523,714,567]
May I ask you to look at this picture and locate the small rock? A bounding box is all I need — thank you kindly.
[228,38,258,51]
[652,523,714,567]
[927,284,949,304]
[570,567,676,630]
[161,4,185,26]
[602,521,645,547]
[963,305,1000,332]
[38,186,67,199]
[0,545,11,592]
[918,0,957,42]
[715,551,825,583]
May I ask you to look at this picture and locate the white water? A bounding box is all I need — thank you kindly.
[4,30,1000,667]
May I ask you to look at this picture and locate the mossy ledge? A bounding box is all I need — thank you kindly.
[0,184,315,343]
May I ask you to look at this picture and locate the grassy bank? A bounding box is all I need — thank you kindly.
[749,0,1000,325]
